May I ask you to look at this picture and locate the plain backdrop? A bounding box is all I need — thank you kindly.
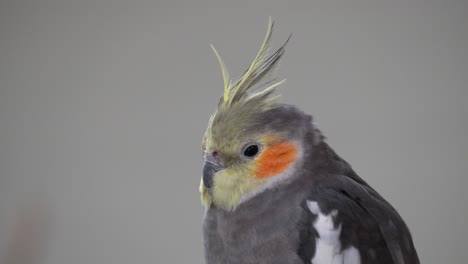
[1,0,467,263]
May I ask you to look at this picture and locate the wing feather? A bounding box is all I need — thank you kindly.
[305,174,419,264]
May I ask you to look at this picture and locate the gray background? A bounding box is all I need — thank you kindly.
[1,0,467,263]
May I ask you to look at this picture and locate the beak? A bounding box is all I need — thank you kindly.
[203,158,224,189]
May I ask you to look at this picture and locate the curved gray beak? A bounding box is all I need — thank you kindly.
[202,160,224,189]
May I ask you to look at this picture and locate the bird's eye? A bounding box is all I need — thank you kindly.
[242,144,260,158]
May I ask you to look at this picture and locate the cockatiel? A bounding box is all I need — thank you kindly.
[200,19,419,264]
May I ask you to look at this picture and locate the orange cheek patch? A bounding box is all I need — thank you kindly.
[254,141,298,179]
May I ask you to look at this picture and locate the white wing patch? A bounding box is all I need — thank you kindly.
[306,200,361,264]
[342,247,361,264]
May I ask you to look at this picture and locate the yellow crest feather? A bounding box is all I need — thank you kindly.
[210,17,290,109]
[209,44,230,103]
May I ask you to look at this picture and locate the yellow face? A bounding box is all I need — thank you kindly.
[200,134,298,210]
[200,18,293,210]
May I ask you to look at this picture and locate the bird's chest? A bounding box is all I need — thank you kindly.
[203,200,305,264]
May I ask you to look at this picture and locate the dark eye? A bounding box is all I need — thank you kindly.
[243,144,260,158]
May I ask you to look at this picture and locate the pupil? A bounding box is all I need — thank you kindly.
[244,145,259,157]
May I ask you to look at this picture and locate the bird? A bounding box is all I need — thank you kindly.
[199,18,419,264]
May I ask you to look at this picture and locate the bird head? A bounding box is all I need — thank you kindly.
[200,19,319,210]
